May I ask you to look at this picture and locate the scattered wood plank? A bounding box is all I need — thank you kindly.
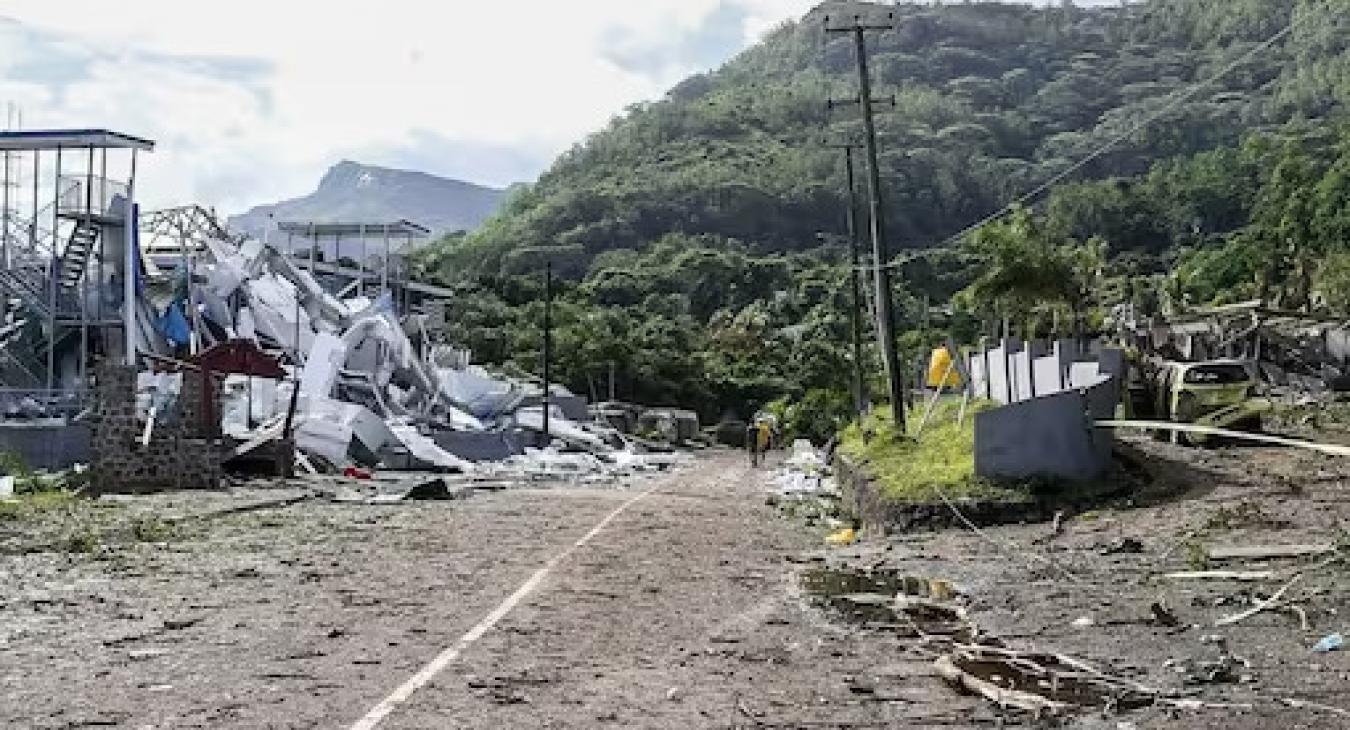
[1282,697,1350,719]
[1215,574,1302,627]
[140,405,157,447]
[1098,420,1350,457]
[1207,544,1334,561]
[232,416,287,457]
[295,451,318,476]
[1163,570,1276,581]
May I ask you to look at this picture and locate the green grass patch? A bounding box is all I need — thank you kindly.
[838,398,1028,504]
[130,516,179,543]
[62,527,101,554]
[0,489,79,521]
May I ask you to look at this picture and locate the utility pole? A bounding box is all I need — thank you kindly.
[827,13,907,435]
[542,260,553,442]
[2,103,12,270]
[826,141,867,418]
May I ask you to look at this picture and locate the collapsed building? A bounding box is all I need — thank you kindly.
[1119,301,1350,394]
[0,128,683,490]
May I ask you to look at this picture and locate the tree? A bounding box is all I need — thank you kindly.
[1252,141,1321,310]
[958,207,1102,337]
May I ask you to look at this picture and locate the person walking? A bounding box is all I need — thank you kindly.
[746,420,761,467]
[755,419,772,465]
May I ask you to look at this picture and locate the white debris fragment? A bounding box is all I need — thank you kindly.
[770,440,837,496]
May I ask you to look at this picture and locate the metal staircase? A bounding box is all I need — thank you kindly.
[0,175,126,388]
[57,220,99,291]
[0,263,57,322]
[0,319,45,388]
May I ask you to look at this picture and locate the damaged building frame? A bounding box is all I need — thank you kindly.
[0,128,685,490]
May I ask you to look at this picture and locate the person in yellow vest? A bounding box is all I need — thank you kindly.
[755,419,772,464]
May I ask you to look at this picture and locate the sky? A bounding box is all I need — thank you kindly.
[0,1,1113,214]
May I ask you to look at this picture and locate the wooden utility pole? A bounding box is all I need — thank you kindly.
[542,260,553,441]
[827,142,868,417]
[827,13,907,435]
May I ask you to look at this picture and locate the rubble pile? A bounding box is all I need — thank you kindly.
[130,236,688,482]
[1131,301,1350,396]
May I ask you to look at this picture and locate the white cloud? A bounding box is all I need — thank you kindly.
[0,0,818,213]
[0,0,1108,213]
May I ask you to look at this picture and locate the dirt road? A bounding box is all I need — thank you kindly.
[11,441,1345,729]
[0,455,982,729]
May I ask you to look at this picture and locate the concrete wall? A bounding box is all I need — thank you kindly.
[974,389,1108,482]
[968,339,1123,407]
[1012,346,1035,401]
[0,422,92,471]
[974,340,1017,404]
[1081,378,1119,462]
[966,339,1124,482]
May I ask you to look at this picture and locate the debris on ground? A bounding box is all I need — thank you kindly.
[825,527,856,546]
[1311,633,1344,653]
[794,431,1350,727]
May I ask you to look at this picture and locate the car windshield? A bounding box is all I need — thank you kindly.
[1184,364,1251,385]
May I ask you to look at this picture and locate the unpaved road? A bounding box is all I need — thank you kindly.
[0,455,982,729]
[8,443,1348,729]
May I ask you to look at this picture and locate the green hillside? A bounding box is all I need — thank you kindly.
[414,0,1348,430]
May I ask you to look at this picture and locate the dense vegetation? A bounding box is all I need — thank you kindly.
[415,0,1349,433]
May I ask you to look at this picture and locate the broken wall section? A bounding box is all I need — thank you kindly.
[968,339,1123,406]
[91,363,227,493]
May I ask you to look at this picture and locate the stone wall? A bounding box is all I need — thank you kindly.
[91,364,226,493]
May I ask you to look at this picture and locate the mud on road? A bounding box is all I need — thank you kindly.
[4,442,1350,729]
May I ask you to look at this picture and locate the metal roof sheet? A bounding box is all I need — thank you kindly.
[0,129,155,151]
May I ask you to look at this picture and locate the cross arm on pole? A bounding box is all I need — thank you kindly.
[823,14,895,33]
[827,96,896,111]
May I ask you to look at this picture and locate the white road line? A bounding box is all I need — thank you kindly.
[349,487,655,730]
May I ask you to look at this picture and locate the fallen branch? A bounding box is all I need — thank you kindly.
[949,643,1159,698]
[1215,574,1302,627]
[933,655,1069,716]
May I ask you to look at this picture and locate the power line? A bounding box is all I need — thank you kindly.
[875,8,1312,271]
